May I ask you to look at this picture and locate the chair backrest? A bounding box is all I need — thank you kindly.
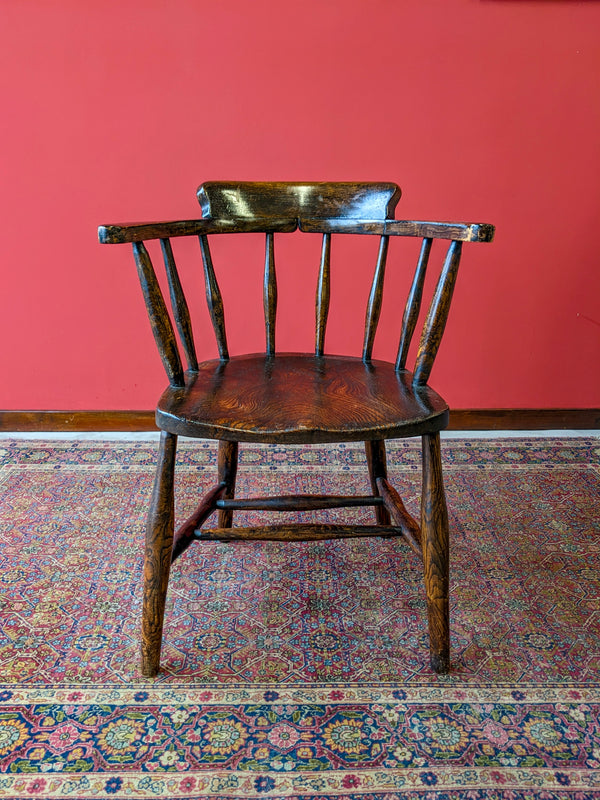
[98,182,494,390]
[197,181,401,221]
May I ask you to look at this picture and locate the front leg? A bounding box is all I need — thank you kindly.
[141,431,177,677]
[421,432,450,674]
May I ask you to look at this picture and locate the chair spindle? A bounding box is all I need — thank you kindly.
[160,238,198,372]
[264,232,277,356]
[362,235,389,361]
[132,242,184,387]
[396,237,432,371]
[199,234,229,360]
[413,240,463,386]
[315,233,331,356]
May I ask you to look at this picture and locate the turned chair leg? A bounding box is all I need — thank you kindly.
[365,439,392,525]
[421,432,450,674]
[141,430,177,677]
[217,440,238,528]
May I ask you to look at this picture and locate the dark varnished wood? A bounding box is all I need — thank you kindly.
[170,482,227,564]
[156,354,449,444]
[132,242,184,388]
[99,181,495,676]
[264,232,277,356]
[365,440,391,525]
[396,238,432,371]
[161,238,198,372]
[363,236,389,361]
[217,440,238,528]
[300,218,495,242]
[98,218,298,244]
[421,432,450,674]
[141,431,177,677]
[199,234,228,360]
[198,182,401,221]
[413,240,463,386]
[376,476,422,558]
[315,233,331,356]
[195,523,403,542]
[215,494,383,511]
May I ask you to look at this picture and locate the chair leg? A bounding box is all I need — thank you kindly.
[421,432,450,674]
[365,440,391,525]
[141,430,177,677]
[217,440,238,528]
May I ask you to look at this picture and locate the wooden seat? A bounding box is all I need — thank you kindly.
[157,354,448,443]
[99,181,494,677]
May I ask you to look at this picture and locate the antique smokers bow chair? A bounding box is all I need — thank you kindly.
[99,182,494,677]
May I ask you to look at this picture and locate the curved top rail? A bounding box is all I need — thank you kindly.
[197,182,402,221]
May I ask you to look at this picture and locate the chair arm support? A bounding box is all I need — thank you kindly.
[299,218,495,242]
[98,218,298,244]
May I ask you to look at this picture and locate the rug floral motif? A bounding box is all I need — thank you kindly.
[0,437,599,799]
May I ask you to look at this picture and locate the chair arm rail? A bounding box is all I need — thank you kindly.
[98,218,298,244]
[300,218,495,242]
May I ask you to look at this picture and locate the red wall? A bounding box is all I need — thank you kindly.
[2,0,599,410]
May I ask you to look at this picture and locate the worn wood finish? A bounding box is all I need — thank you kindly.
[421,432,450,674]
[413,240,463,386]
[315,233,331,356]
[198,182,402,221]
[99,181,495,675]
[170,482,227,563]
[385,219,494,243]
[132,243,184,387]
[195,523,403,542]
[141,431,177,677]
[300,218,495,242]
[363,237,389,361]
[376,476,422,558]
[217,440,238,528]
[264,232,277,356]
[161,238,198,372]
[215,494,383,511]
[99,218,298,244]
[396,238,432,371]
[365,440,391,525]
[199,234,229,360]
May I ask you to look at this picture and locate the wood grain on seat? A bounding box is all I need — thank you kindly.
[156,354,449,443]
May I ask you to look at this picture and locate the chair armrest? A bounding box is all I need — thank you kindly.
[299,218,495,242]
[98,218,298,244]
[385,220,495,242]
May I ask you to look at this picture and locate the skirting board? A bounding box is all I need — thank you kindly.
[0,409,598,432]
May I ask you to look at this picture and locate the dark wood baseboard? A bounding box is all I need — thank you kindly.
[449,408,600,431]
[0,409,598,433]
[0,411,157,432]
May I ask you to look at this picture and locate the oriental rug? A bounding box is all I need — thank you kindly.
[0,437,599,799]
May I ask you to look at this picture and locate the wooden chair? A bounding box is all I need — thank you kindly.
[99,182,494,677]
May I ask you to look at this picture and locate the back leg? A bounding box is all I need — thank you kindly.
[365,439,391,525]
[217,440,238,528]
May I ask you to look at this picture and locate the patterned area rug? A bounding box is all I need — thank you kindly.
[0,437,599,799]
